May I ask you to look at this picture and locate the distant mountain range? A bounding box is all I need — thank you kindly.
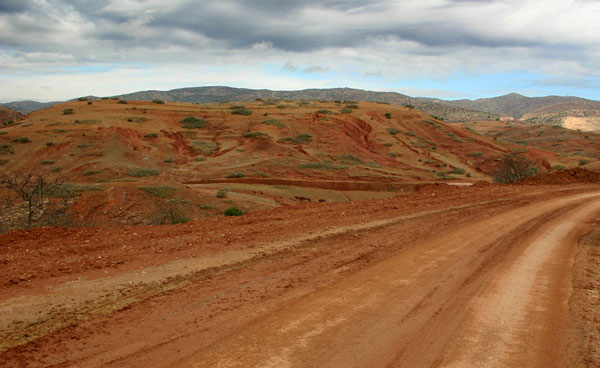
[3,87,600,124]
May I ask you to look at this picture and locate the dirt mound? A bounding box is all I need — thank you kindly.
[520,168,600,185]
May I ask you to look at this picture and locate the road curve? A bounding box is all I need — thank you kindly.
[179,192,600,368]
[1,189,599,367]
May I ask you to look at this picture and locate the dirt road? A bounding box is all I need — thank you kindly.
[1,185,599,367]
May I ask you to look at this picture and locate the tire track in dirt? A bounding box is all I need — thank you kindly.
[175,192,600,367]
[0,198,517,352]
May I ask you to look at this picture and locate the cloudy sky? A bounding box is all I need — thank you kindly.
[1,0,600,102]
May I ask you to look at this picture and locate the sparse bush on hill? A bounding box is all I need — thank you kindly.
[0,159,8,165]
[192,140,218,155]
[224,207,243,216]
[405,132,416,137]
[180,116,206,129]
[579,159,588,166]
[317,110,333,115]
[127,167,159,177]
[492,153,538,183]
[12,137,30,143]
[77,143,93,149]
[63,109,74,115]
[50,167,62,173]
[230,105,245,109]
[340,108,352,113]
[152,99,165,104]
[296,134,312,143]
[78,97,88,101]
[231,108,252,116]
[0,131,7,135]
[450,167,466,175]
[387,128,400,135]
[244,132,271,140]
[467,152,484,157]
[144,133,158,138]
[0,144,13,154]
[346,104,359,109]
[74,119,101,124]
[337,154,363,165]
[299,161,347,171]
[0,173,82,229]
[163,158,174,163]
[553,165,565,171]
[225,172,245,178]
[404,104,415,109]
[41,160,55,165]
[118,100,128,104]
[83,170,100,176]
[216,189,228,198]
[385,113,392,119]
[139,186,178,198]
[261,119,285,128]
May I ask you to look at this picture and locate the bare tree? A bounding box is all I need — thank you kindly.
[0,173,63,227]
[492,153,539,183]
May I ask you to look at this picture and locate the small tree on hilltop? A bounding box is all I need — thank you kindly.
[492,153,538,183]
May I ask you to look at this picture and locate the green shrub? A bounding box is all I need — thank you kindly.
[553,165,565,171]
[252,171,268,177]
[51,167,62,173]
[278,134,312,145]
[164,157,174,163]
[180,116,206,129]
[0,131,7,135]
[387,128,400,135]
[144,133,158,138]
[87,101,92,105]
[231,108,252,115]
[579,159,588,166]
[244,132,271,140]
[296,134,312,143]
[199,204,213,210]
[46,142,54,146]
[274,185,290,189]
[261,119,285,128]
[224,207,244,216]
[139,186,178,198]
[229,105,245,109]
[340,108,352,113]
[47,183,101,198]
[403,104,415,109]
[78,97,88,101]
[84,170,100,176]
[216,189,228,198]
[337,154,363,165]
[74,119,101,124]
[225,172,245,178]
[388,152,397,157]
[317,110,333,115]
[383,143,393,147]
[405,132,416,137]
[41,160,55,165]
[299,161,347,170]
[450,167,465,175]
[467,152,484,157]
[152,99,165,104]
[128,167,159,177]
[346,104,358,108]
[118,100,128,104]
[0,144,13,154]
[0,159,7,165]
[12,137,30,143]
[385,113,392,119]
[77,143,93,149]
[192,141,218,155]
[63,108,74,115]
